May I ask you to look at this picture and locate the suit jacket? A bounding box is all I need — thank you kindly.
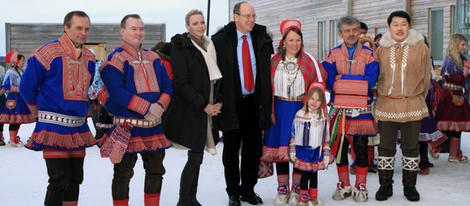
[212,21,274,131]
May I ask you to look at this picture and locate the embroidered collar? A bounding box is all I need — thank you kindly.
[58,34,82,60]
[121,40,144,60]
[340,42,363,61]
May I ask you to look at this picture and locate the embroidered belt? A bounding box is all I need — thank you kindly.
[275,96,303,102]
[344,105,373,115]
[444,82,463,91]
[113,117,161,128]
[38,111,86,127]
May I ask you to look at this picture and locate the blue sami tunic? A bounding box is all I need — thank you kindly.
[99,40,173,153]
[20,34,96,151]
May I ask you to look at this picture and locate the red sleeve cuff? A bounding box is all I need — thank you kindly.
[128,95,151,115]
[157,93,171,111]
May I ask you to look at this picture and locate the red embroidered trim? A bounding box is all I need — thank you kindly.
[334,80,368,96]
[0,114,35,124]
[105,52,126,72]
[43,149,69,159]
[346,120,379,135]
[334,95,368,108]
[293,159,325,172]
[58,35,78,59]
[128,96,150,115]
[99,133,171,153]
[157,93,171,110]
[43,149,86,159]
[25,130,96,150]
[131,59,160,93]
[261,146,290,162]
[62,57,91,101]
[437,121,470,132]
[69,149,86,158]
[325,43,375,76]
[32,42,66,70]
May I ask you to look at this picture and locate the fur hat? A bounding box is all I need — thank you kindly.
[5,51,19,66]
[280,20,302,36]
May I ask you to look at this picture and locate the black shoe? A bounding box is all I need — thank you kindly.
[368,165,378,173]
[240,193,263,205]
[0,140,5,146]
[228,195,240,206]
[404,186,420,201]
[375,185,393,201]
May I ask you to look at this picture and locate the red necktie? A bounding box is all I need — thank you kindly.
[242,35,254,92]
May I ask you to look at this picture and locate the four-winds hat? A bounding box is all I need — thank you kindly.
[5,51,19,66]
[280,19,302,36]
[308,82,326,93]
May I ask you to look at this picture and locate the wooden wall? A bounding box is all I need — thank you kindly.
[5,23,166,59]
[229,0,456,61]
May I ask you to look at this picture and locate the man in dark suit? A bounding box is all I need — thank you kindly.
[212,1,273,206]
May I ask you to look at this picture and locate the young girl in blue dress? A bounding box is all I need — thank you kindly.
[289,82,330,205]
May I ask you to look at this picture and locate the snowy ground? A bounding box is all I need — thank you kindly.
[1,121,470,206]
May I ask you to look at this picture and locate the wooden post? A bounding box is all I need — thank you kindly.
[347,0,353,16]
[5,23,11,54]
[404,0,411,14]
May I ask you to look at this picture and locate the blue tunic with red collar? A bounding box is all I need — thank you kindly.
[99,40,172,153]
[20,34,96,151]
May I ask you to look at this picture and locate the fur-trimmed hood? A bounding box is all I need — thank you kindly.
[379,29,423,48]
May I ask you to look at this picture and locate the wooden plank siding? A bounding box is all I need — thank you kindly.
[5,23,166,59]
[229,0,455,61]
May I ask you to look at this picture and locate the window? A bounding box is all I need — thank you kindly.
[330,20,339,48]
[318,21,327,60]
[430,9,444,62]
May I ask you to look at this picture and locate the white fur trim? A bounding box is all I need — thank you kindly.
[379,29,424,48]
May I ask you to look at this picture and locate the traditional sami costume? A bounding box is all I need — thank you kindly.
[99,40,172,205]
[99,40,172,154]
[0,67,35,124]
[436,55,470,132]
[322,42,379,197]
[20,33,96,206]
[434,55,470,162]
[290,109,329,172]
[261,52,326,163]
[21,34,96,151]
[322,43,379,158]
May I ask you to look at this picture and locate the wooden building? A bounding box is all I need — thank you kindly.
[229,0,459,65]
[5,23,166,60]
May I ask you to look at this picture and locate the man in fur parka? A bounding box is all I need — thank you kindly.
[374,11,431,202]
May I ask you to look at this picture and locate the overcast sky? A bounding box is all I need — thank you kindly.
[0,0,229,55]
